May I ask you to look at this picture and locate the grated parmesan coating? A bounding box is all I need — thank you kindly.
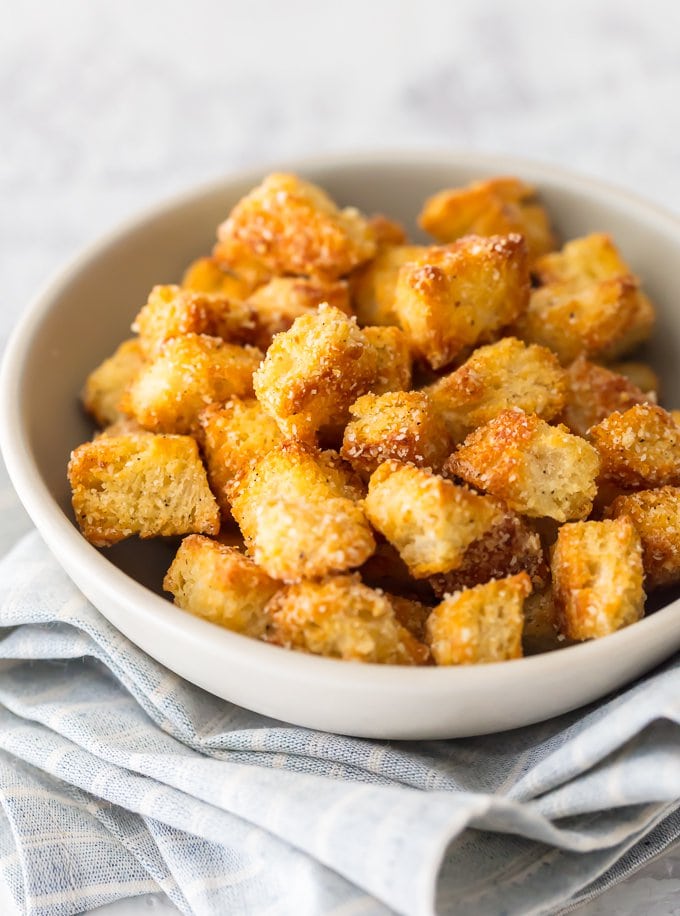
[82,338,146,428]
[606,487,680,589]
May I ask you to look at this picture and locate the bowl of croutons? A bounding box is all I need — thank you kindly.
[2,152,680,739]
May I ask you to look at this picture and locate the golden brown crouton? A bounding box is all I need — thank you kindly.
[607,361,660,397]
[122,334,262,435]
[425,573,531,665]
[426,337,566,442]
[82,338,146,428]
[216,173,376,279]
[199,399,284,517]
[341,391,451,477]
[253,305,385,441]
[446,408,600,521]
[361,326,412,394]
[560,355,654,437]
[419,176,556,263]
[364,461,501,578]
[132,285,258,357]
[606,487,680,589]
[181,256,258,300]
[367,214,408,247]
[351,244,427,326]
[266,574,428,664]
[429,509,548,596]
[533,233,632,285]
[245,277,352,348]
[68,434,220,547]
[393,234,530,369]
[589,404,680,488]
[522,588,570,655]
[163,535,279,637]
[230,442,373,581]
[672,410,680,427]
[552,517,644,640]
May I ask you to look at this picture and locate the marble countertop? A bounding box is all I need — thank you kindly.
[1,0,679,911]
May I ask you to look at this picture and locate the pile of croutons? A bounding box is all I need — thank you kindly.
[68,172,680,666]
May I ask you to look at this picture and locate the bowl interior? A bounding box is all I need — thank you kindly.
[12,156,680,600]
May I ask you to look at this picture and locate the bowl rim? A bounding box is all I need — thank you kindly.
[2,148,680,692]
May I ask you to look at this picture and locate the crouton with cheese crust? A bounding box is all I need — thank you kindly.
[533,233,633,285]
[607,361,660,397]
[163,535,279,637]
[122,334,262,435]
[446,408,600,521]
[426,337,566,442]
[199,399,284,517]
[362,326,412,393]
[351,244,427,326]
[68,434,220,547]
[266,574,429,664]
[606,487,680,589]
[393,234,530,369]
[82,338,146,428]
[426,573,531,665]
[560,355,654,437]
[216,173,376,279]
[181,256,258,300]
[419,176,556,263]
[341,391,451,477]
[364,461,501,578]
[366,214,408,248]
[589,404,680,488]
[552,517,645,640]
[132,284,258,357]
[245,277,352,349]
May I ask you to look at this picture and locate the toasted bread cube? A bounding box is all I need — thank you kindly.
[560,355,654,437]
[266,574,429,664]
[82,338,146,427]
[216,173,376,279]
[163,535,279,637]
[362,325,412,394]
[122,334,262,435]
[199,399,284,517]
[606,487,680,589]
[181,256,257,300]
[351,244,427,326]
[429,509,547,596]
[426,337,566,442]
[245,277,352,348]
[589,404,680,488]
[533,233,632,285]
[366,214,408,247]
[132,284,258,357]
[231,442,372,580]
[522,588,570,655]
[607,361,660,397]
[365,461,501,578]
[68,434,220,547]
[393,234,530,369]
[426,573,531,665]
[672,410,680,427]
[552,518,644,640]
[342,391,451,477]
[419,176,556,263]
[253,304,382,441]
[447,408,600,521]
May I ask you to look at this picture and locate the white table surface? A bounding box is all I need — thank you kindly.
[2,1,679,912]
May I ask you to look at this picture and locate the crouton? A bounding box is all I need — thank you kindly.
[552,517,644,640]
[364,461,501,577]
[425,573,531,665]
[216,173,376,279]
[393,234,530,369]
[68,433,220,547]
[533,233,632,285]
[606,487,680,589]
[362,325,412,393]
[426,337,566,442]
[522,588,569,655]
[589,404,680,488]
[607,361,660,397]
[419,176,556,263]
[560,355,654,437]
[367,214,408,247]
[181,256,258,300]
[672,410,680,427]
[245,277,351,348]
[252,304,382,441]
[266,574,429,664]
[429,509,547,596]
[446,408,600,521]
[351,244,427,326]
[132,284,258,357]
[341,391,451,477]
[230,442,373,580]
[199,399,284,517]
[163,535,279,637]
[82,338,146,428]
[122,334,262,435]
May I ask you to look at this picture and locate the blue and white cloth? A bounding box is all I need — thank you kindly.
[0,532,679,916]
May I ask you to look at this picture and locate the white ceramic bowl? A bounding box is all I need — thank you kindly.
[2,152,680,740]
